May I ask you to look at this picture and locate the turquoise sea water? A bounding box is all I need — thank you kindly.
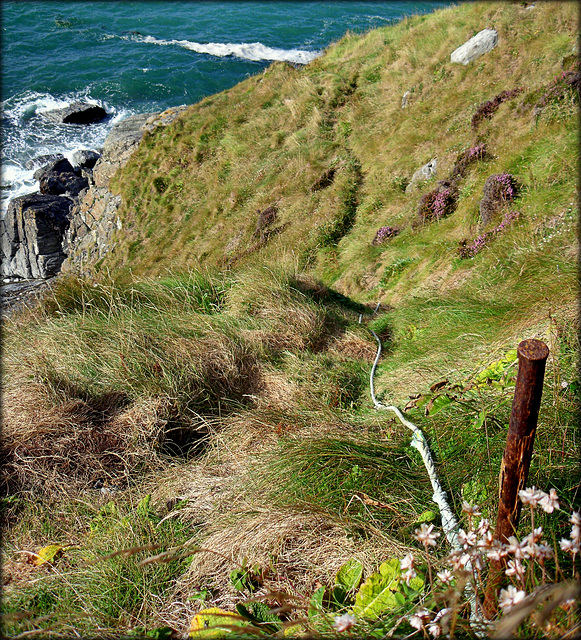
[1,1,449,211]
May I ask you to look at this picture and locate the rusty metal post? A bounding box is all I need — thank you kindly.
[483,338,549,617]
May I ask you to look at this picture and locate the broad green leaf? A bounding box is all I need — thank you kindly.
[353,572,400,620]
[378,558,401,580]
[335,558,364,592]
[424,393,452,416]
[189,608,247,638]
[33,544,65,566]
[236,602,281,632]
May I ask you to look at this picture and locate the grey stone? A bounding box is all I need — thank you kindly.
[450,29,498,65]
[401,91,411,109]
[406,158,438,193]
[71,149,101,169]
[42,102,108,125]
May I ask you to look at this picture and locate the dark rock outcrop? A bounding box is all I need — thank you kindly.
[39,171,89,198]
[34,157,76,181]
[42,102,108,125]
[1,194,73,279]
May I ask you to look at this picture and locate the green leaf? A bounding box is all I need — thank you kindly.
[189,608,247,638]
[235,602,281,632]
[414,510,437,524]
[137,494,152,516]
[424,393,452,416]
[308,586,326,618]
[335,558,364,592]
[353,572,399,619]
[353,559,402,620]
[33,544,66,566]
[473,410,487,430]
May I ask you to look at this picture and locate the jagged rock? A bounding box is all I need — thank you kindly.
[91,112,157,188]
[406,158,438,193]
[71,149,101,169]
[0,193,73,279]
[42,102,108,125]
[450,29,498,65]
[39,171,88,197]
[401,90,411,109]
[25,154,65,170]
[34,157,76,181]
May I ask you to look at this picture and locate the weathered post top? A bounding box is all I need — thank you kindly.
[517,338,549,362]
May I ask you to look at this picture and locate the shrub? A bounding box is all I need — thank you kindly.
[472,88,524,130]
[459,209,520,259]
[479,173,520,227]
[450,144,491,181]
[372,226,399,245]
[417,181,459,224]
[535,70,581,110]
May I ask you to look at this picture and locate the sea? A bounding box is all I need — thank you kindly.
[1,1,450,215]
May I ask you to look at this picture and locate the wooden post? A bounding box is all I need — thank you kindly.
[483,338,549,617]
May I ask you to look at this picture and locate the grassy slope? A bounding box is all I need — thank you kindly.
[2,1,579,637]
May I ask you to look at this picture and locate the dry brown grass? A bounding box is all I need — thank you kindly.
[1,379,172,496]
[173,505,406,615]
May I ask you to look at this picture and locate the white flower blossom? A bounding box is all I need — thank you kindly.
[505,536,530,560]
[527,543,553,562]
[571,512,581,526]
[402,567,417,586]
[333,613,356,632]
[409,608,432,630]
[462,501,482,517]
[477,529,495,549]
[448,549,472,571]
[518,486,547,507]
[571,524,581,543]
[437,569,454,585]
[560,538,579,554]
[539,488,559,513]
[400,553,415,571]
[414,523,440,547]
[524,526,543,545]
[458,528,477,549]
[505,558,525,578]
[486,544,505,562]
[476,518,490,536]
[498,585,526,611]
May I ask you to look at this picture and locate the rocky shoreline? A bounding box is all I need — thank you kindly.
[1,103,188,315]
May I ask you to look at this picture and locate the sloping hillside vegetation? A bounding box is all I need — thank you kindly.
[2,2,579,638]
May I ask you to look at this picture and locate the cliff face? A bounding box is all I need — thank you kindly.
[63,107,187,272]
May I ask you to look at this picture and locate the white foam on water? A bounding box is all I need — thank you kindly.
[1,90,132,216]
[123,33,321,64]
